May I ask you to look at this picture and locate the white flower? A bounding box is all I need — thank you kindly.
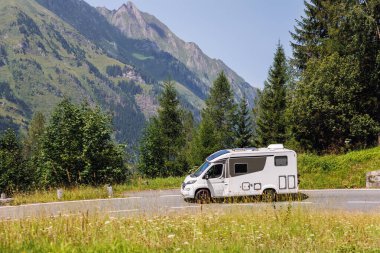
[167,234,175,239]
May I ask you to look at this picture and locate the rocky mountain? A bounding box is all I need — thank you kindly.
[0,0,257,146]
[0,0,145,145]
[97,2,256,105]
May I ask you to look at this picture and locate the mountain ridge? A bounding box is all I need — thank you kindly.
[97,1,257,105]
[0,0,257,147]
[0,0,146,144]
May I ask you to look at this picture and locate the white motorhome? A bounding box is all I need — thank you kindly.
[181,144,298,202]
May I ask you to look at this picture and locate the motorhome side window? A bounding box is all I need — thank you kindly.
[235,164,247,174]
[207,164,223,178]
[229,157,266,177]
[275,156,288,166]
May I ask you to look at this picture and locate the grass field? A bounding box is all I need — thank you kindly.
[0,207,379,252]
[298,146,380,189]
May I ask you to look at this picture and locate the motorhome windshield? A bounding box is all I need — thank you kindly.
[191,161,210,177]
[206,150,230,161]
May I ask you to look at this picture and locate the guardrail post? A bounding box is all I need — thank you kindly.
[107,185,113,198]
[57,188,63,200]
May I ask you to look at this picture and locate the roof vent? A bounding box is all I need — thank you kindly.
[267,144,284,150]
[232,147,257,152]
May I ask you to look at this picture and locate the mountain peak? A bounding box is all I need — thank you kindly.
[116,1,143,21]
[118,2,137,12]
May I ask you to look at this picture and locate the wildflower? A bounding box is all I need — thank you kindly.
[168,234,175,239]
[105,221,110,225]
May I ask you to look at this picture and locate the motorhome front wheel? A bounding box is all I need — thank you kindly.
[195,189,211,204]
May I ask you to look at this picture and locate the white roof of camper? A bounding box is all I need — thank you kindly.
[206,144,295,162]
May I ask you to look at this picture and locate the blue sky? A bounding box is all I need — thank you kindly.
[85,0,305,89]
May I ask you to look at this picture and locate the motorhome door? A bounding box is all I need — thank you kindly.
[205,164,225,197]
[227,156,267,196]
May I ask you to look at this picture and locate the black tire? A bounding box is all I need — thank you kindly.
[262,189,277,202]
[195,189,211,204]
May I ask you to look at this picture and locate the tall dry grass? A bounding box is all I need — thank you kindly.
[0,206,379,252]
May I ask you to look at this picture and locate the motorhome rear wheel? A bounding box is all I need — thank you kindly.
[262,189,277,202]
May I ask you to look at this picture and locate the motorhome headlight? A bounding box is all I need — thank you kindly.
[186,180,197,185]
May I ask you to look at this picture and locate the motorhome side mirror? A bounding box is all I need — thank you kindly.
[204,174,209,180]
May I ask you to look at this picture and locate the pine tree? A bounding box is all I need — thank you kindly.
[138,118,165,178]
[182,110,195,145]
[158,80,184,163]
[179,110,195,168]
[234,95,253,147]
[203,71,236,148]
[23,112,46,188]
[189,114,219,166]
[290,0,328,70]
[138,80,188,177]
[188,72,237,166]
[23,112,45,159]
[255,43,288,146]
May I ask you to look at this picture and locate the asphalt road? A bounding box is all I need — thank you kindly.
[0,189,379,220]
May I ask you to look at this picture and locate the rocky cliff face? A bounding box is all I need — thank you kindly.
[97,1,257,106]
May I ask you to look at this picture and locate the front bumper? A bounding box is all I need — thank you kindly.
[180,183,195,198]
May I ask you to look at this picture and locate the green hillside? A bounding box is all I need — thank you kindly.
[35,0,257,111]
[0,0,147,144]
[35,0,210,102]
[299,147,380,189]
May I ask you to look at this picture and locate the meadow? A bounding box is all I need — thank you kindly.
[0,206,379,252]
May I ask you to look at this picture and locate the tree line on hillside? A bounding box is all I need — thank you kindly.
[138,74,254,177]
[137,69,273,178]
